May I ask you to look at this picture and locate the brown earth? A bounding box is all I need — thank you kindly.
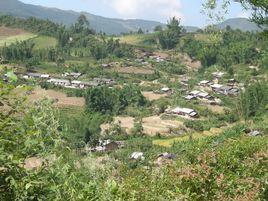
[28,88,85,107]
[154,51,170,59]
[142,116,183,136]
[0,26,27,37]
[102,115,183,136]
[177,53,201,70]
[101,116,135,134]
[142,91,168,101]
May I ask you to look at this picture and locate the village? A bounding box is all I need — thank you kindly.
[1,0,267,199]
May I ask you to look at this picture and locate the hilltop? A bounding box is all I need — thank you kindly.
[0,0,198,34]
[216,17,263,32]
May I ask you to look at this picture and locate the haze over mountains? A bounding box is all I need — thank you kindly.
[0,0,262,34]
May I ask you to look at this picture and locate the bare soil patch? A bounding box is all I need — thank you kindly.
[28,88,85,107]
[101,116,135,134]
[154,51,170,59]
[0,26,27,37]
[142,91,167,101]
[101,115,183,136]
[178,53,201,70]
[142,115,183,136]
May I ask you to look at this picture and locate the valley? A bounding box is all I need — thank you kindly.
[0,1,267,200]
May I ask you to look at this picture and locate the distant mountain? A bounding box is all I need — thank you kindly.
[216,18,263,32]
[0,0,199,35]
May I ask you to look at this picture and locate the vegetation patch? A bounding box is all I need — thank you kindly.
[30,36,58,50]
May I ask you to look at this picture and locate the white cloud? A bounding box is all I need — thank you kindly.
[103,0,183,22]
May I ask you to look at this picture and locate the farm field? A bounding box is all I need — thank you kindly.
[142,91,168,101]
[101,115,184,136]
[0,26,36,46]
[28,87,85,107]
[111,66,155,75]
[153,127,224,147]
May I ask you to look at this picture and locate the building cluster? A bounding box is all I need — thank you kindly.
[184,90,222,105]
[196,72,241,96]
[22,72,115,89]
[166,107,198,118]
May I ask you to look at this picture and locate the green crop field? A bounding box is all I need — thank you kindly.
[31,36,58,49]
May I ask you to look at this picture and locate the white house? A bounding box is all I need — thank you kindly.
[47,78,70,86]
[169,107,198,118]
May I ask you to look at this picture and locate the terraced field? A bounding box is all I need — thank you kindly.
[153,127,224,147]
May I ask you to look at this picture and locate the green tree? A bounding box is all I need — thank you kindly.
[238,82,268,120]
[154,25,163,32]
[158,17,183,49]
[137,28,144,34]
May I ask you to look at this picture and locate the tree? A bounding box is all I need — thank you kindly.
[137,28,144,34]
[158,17,183,49]
[238,82,268,120]
[154,25,163,32]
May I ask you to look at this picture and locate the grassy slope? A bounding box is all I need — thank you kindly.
[0,27,57,48]
[116,33,156,49]
[30,36,57,49]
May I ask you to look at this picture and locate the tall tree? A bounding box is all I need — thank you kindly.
[158,17,183,49]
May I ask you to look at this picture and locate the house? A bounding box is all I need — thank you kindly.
[27,73,42,79]
[47,78,70,86]
[131,152,145,160]
[155,153,176,166]
[211,84,239,96]
[188,90,212,100]
[212,72,225,78]
[189,90,201,96]
[184,95,197,100]
[180,78,189,86]
[161,87,171,93]
[156,57,164,63]
[197,92,212,100]
[248,130,261,137]
[93,78,115,86]
[41,74,50,79]
[211,84,223,91]
[62,72,82,78]
[143,51,153,57]
[27,73,50,79]
[70,80,100,89]
[94,140,124,152]
[227,79,238,86]
[168,107,198,118]
[198,80,211,86]
[101,64,111,68]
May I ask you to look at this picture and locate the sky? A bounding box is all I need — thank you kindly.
[20,0,251,27]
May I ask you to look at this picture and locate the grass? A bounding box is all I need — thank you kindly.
[30,36,57,49]
[153,127,224,147]
[194,33,222,44]
[116,34,156,48]
[0,33,37,46]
